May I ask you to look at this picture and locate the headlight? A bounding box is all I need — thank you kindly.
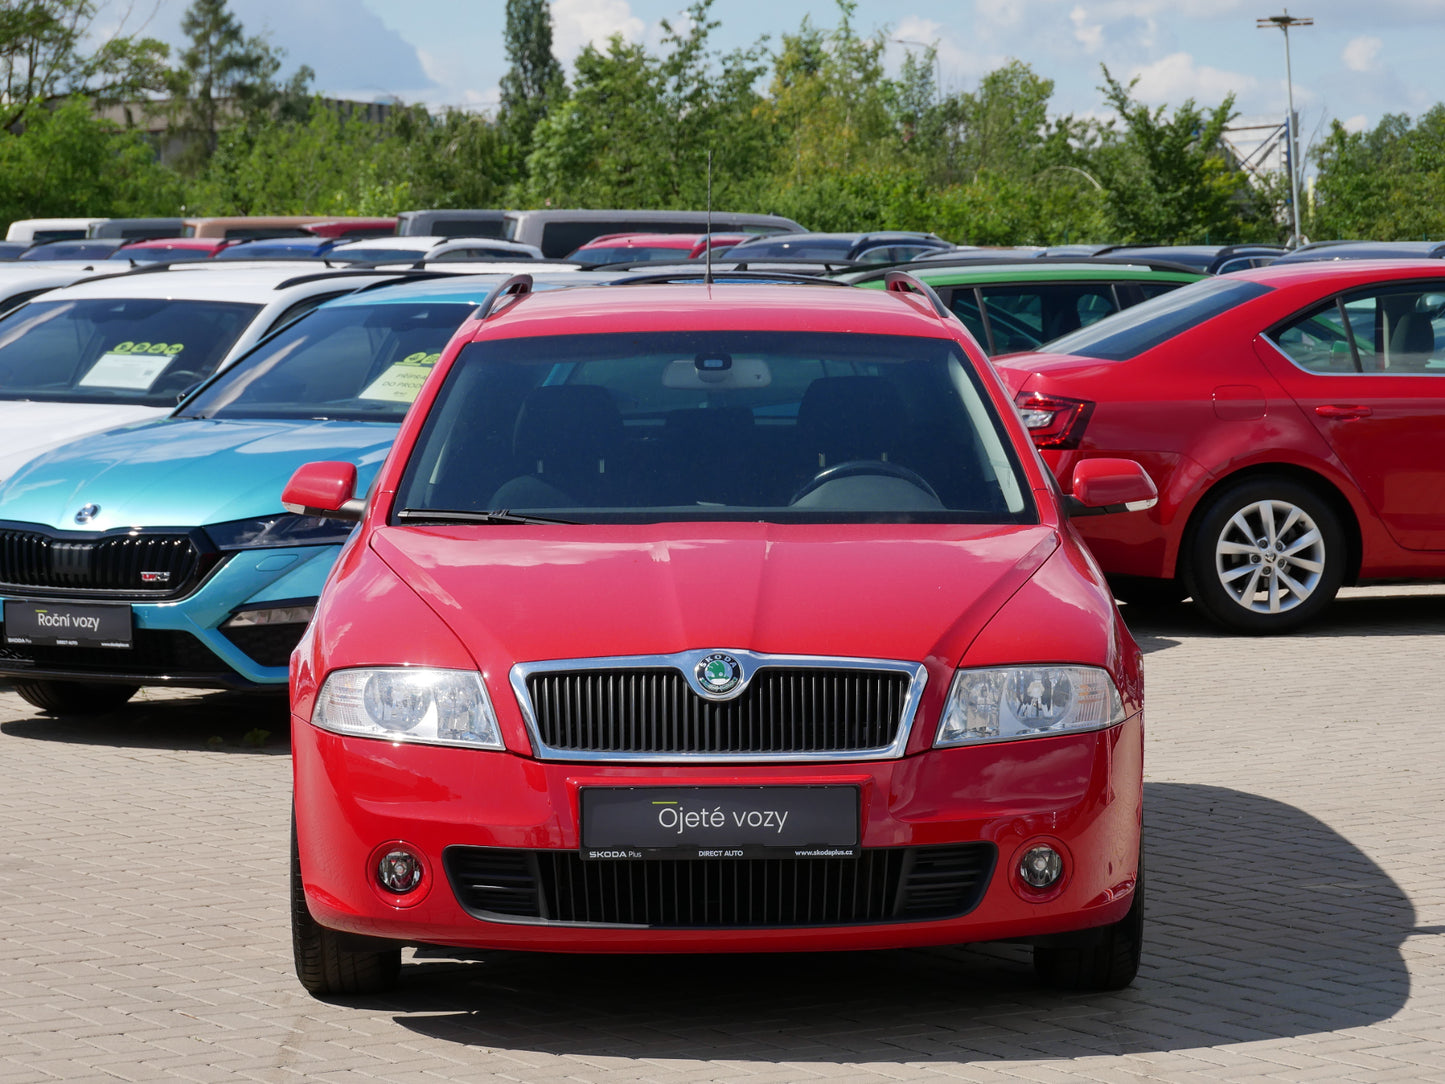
[934,666,1124,747]
[312,668,503,749]
[204,513,356,551]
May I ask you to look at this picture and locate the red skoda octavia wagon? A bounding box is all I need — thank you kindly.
[283,274,1155,996]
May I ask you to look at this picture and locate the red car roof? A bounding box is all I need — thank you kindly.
[573,232,748,250]
[473,283,957,340]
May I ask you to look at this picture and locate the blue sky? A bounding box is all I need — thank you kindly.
[97,0,1445,157]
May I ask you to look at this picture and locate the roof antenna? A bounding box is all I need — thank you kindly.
[705,149,713,286]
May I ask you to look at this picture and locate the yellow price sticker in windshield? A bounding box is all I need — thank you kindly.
[359,352,441,402]
[109,341,185,355]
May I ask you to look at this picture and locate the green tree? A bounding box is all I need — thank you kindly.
[524,0,774,209]
[1089,67,1270,243]
[497,0,566,160]
[1309,108,1445,239]
[186,99,410,215]
[0,0,170,129]
[0,96,183,224]
[764,3,899,183]
[169,0,313,173]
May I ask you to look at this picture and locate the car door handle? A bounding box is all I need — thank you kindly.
[1315,404,1372,419]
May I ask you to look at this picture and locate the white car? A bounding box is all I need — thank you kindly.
[0,262,120,317]
[0,263,409,481]
[4,218,103,243]
[325,235,546,264]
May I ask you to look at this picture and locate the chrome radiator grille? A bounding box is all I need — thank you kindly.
[517,653,925,761]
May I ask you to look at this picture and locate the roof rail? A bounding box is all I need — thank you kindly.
[476,273,534,320]
[273,267,421,290]
[883,270,950,318]
[349,269,469,293]
[613,270,851,287]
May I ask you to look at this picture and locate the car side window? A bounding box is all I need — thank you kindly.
[1269,300,1359,373]
[1271,286,1445,375]
[1343,286,1445,373]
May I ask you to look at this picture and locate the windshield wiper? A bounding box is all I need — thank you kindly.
[396,508,580,525]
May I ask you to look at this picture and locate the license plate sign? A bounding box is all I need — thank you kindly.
[3,600,132,648]
[580,786,859,860]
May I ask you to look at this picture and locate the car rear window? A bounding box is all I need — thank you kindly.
[1042,277,1272,360]
[177,301,480,421]
[394,330,1035,525]
[0,297,261,405]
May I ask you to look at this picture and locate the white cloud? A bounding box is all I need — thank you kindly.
[1342,114,1370,133]
[974,0,1026,30]
[1342,36,1383,72]
[1070,6,1105,53]
[550,0,646,63]
[885,16,994,90]
[1128,52,1255,104]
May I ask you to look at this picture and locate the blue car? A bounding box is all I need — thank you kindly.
[0,273,583,713]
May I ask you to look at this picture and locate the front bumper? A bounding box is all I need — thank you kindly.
[0,544,341,688]
[293,714,1143,953]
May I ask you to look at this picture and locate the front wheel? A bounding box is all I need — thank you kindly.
[291,814,401,997]
[11,680,138,714]
[1184,478,1346,634]
[1033,853,1143,992]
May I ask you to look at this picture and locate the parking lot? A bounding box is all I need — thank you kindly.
[1,584,1442,1083]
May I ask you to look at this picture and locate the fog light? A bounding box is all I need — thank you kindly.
[377,848,424,894]
[223,604,315,628]
[1019,845,1063,888]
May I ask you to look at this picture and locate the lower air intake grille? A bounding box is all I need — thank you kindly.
[0,625,238,685]
[444,844,996,928]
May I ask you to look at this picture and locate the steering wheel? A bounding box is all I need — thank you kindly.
[789,459,941,505]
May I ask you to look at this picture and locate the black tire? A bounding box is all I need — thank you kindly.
[291,813,401,997]
[12,680,138,714]
[1033,851,1143,992]
[1108,575,1186,611]
[1184,477,1346,634]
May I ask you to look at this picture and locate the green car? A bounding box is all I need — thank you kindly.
[848,259,1204,355]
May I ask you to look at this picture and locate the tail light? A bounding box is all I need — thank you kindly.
[1014,391,1094,449]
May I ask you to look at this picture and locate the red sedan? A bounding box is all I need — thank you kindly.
[998,260,1445,633]
[283,274,1154,996]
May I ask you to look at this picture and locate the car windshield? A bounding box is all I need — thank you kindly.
[329,246,428,264]
[111,246,211,263]
[394,330,1034,524]
[0,297,261,405]
[1041,277,1273,360]
[731,240,852,260]
[573,246,693,264]
[177,300,479,421]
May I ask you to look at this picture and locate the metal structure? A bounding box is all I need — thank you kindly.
[1257,10,1314,247]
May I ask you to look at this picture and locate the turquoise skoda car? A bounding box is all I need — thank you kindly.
[0,274,565,713]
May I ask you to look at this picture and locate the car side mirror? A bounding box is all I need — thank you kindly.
[1065,458,1158,517]
[282,461,365,522]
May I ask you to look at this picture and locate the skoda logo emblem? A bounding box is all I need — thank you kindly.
[695,652,742,697]
[74,503,100,525]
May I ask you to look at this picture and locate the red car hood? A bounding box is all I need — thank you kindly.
[369,521,1059,667]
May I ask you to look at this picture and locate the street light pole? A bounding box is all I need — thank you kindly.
[1257,10,1313,248]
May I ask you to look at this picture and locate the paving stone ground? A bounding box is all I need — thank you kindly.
[1,585,1442,1083]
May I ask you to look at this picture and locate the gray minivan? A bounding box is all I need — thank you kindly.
[89,218,187,240]
[396,210,509,238]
